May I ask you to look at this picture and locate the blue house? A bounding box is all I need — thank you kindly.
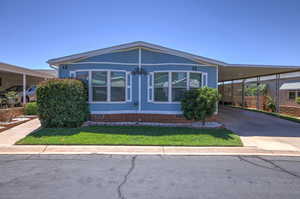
[47,41,223,122]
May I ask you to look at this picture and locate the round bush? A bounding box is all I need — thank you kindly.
[181,87,220,125]
[24,102,38,115]
[37,79,89,128]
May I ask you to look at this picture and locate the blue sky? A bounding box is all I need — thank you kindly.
[1,0,300,69]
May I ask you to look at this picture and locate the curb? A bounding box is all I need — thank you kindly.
[1,145,300,157]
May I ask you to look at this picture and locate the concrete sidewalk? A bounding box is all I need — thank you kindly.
[0,118,41,146]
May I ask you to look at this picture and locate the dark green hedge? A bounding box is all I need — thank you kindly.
[37,79,89,128]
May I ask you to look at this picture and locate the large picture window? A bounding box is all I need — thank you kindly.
[151,71,206,103]
[154,72,169,102]
[111,71,126,101]
[172,72,187,101]
[75,70,129,103]
[92,71,107,101]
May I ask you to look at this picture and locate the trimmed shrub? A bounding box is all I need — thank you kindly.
[24,102,38,115]
[181,87,220,125]
[37,79,89,128]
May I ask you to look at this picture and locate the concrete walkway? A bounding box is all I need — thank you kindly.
[218,106,300,151]
[0,118,41,146]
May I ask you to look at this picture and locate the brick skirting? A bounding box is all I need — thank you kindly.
[90,113,217,123]
[280,106,300,117]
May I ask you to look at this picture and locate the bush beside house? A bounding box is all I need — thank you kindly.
[181,87,220,125]
[24,102,38,115]
[37,79,89,128]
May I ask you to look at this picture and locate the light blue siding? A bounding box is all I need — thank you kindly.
[79,49,139,63]
[58,48,217,113]
[141,49,196,64]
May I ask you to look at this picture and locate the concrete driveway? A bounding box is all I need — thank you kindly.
[218,106,300,151]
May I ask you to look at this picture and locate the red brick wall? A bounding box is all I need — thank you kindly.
[90,114,217,123]
[280,106,300,117]
[0,107,24,122]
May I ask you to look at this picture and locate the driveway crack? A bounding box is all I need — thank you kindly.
[117,156,137,199]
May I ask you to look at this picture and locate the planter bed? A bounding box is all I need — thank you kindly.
[0,116,37,133]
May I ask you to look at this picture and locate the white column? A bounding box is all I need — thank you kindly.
[23,73,26,105]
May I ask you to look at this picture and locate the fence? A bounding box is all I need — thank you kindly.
[219,71,300,118]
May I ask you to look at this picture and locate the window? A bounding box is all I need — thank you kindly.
[189,72,202,89]
[289,91,296,100]
[111,71,126,101]
[154,72,169,102]
[82,70,128,102]
[172,72,187,101]
[92,71,107,101]
[151,71,206,103]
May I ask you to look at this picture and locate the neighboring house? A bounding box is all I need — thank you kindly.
[47,41,221,122]
[0,62,55,104]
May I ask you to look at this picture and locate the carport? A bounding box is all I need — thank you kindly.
[0,62,55,104]
[218,64,300,115]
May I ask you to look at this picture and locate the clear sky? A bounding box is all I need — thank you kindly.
[1,0,300,69]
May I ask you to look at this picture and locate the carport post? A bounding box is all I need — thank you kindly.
[222,81,225,106]
[275,74,280,112]
[242,79,245,107]
[256,76,260,110]
[231,81,234,106]
[23,73,26,105]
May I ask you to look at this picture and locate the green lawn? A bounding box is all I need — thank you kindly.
[17,125,242,146]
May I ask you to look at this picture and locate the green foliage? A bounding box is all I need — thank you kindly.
[37,79,89,128]
[266,96,276,112]
[24,102,38,115]
[296,97,300,105]
[17,125,242,146]
[245,83,267,96]
[5,91,18,107]
[181,87,220,125]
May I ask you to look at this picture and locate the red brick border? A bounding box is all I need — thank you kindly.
[90,114,217,123]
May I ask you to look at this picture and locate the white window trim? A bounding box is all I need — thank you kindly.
[150,70,208,104]
[74,69,131,104]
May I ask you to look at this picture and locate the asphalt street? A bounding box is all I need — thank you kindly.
[0,155,300,199]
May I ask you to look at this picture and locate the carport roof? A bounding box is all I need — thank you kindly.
[219,64,300,82]
[0,62,55,78]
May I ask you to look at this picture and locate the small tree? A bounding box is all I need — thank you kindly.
[181,87,220,125]
[5,91,18,108]
[265,96,276,112]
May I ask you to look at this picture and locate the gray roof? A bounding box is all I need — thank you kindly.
[280,82,300,90]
